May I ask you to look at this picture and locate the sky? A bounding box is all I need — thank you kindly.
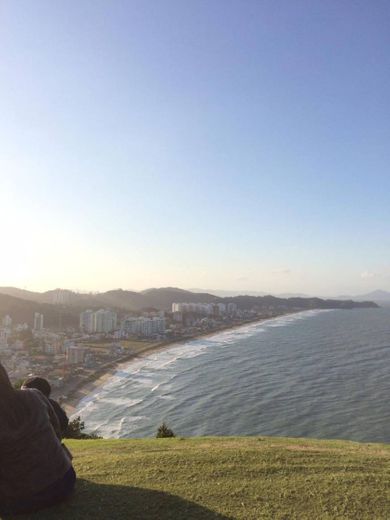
[0,0,389,296]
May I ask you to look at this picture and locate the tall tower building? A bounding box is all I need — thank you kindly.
[2,315,12,329]
[80,310,94,333]
[33,312,44,331]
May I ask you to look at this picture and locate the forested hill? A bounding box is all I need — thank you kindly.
[222,294,379,311]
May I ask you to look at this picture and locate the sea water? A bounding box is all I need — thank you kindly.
[75,307,390,442]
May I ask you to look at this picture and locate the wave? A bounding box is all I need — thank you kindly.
[75,309,338,436]
[76,310,328,411]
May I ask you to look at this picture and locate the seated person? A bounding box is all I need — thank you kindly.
[22,376,69,436]
[0,363,75,515]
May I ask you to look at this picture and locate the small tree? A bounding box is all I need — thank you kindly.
[64,416,101,439]
[156,422,175,438]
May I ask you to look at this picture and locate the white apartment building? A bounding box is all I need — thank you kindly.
[121,316,166,337]
[227,303,238,315]
[0,328,9,347]
[15,323,28,332]
[80,309,95,333]
[2,315,12,329]
[172,303,183,313]
[50,289,72,304]
[93,309,117,333]
[171,302,215,315]
[33,312,44,331]
[216,303,226,314]
[79,309,117,333]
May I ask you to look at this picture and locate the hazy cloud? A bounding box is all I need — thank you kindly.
[236,276,249,282]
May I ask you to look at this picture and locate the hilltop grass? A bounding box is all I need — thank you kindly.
[6,436,390,520]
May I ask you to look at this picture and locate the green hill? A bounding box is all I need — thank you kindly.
[11,436,390,520]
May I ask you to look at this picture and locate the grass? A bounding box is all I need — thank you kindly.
[5,436,390,520]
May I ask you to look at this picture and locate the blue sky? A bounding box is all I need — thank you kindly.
[0,0,389,295]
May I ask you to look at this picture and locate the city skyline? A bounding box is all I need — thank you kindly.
[1,1,390,296]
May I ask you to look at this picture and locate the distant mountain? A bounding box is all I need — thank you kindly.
[216,294,378,311]
[0,287,79,305]
[356,290,390,302]
[337,290,390,303]
[142,287,192,296]
[190,289,312,298]
[0,287,379,323]
[93,289,149,311]
[0,287,48,303]
[140,287,216,309]
[277,293,311,298]
[189,288,267,297]
[0,293,79,329]
[0,287,217,312]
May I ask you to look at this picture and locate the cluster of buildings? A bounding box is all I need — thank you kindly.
[0,294,291,402]
[0,313,45,350]
[0,314,12,347]
[0,315,30,348]
[80,309,117,333]
[79,309,167,339]
[0,310,124,389]
[171,302,237,319]
[0,298,243,398]
[120,315,166,338]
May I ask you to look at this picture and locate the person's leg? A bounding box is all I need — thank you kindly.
[0,466,76,515]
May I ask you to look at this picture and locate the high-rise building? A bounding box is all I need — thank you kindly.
[0,328,9,347]
[2,315,12,329]
[121,316,165,337]
[80,310,95,333]
[172,302,215,316]
[50,289,73,304]
[216,303,226,315]
[79,309,117,333]
[227,303,237,315]
[33,312,44,331]
[93,309,117,333]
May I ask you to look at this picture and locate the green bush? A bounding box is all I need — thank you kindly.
[64,416,101,439]
[156,422,175,438]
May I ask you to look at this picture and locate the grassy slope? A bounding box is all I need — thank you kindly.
[9,436,390,520]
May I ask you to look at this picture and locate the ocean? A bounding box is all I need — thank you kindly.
[75,307,390,443]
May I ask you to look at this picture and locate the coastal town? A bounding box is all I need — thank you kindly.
[0,283,377,408]
[0,300,285,404]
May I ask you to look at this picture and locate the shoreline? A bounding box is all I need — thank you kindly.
[62,311,301,414]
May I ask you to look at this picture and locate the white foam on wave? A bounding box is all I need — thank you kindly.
[83,311,328,406]
[74,394,142,419]
[76,309,333,434]
[97,414,148,439]
[76,341,210,417]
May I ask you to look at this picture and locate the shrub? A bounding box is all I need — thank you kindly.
[64,416,101,439]
[156,422,176,438]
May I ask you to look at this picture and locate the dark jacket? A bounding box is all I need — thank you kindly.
[0,388,72,501]
[49,398,69,436]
